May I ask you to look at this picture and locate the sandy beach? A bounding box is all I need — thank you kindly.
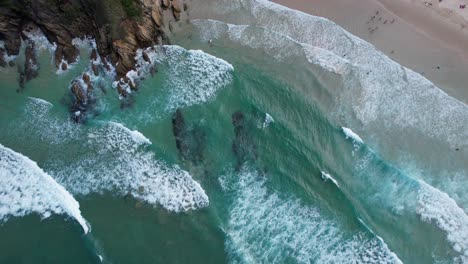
[272,0,468,104]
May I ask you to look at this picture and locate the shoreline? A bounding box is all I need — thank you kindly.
[272,0,468,104]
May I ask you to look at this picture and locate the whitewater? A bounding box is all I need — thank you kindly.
[0,0,467,263]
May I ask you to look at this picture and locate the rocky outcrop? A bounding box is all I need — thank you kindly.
[1,0,188,122]
[0,0,185,87]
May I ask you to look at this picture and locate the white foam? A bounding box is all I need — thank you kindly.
[47,121,209,212]
[108,122,152,145]
[342,127,364,144]
[22,28,57,54]
[417,181,468,262]
[56,58,74,74]
[153,45,234,111]
[18,98,80,144]
[321,171,340,188]
[0,144,89,233]
[222,169,402,263]
[189,2,468,212]
[27,97,53,107]
[0,41,17,63]
[262,113,274,128]
[72,37,96,49]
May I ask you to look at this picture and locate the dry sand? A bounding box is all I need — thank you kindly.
[272,0,468,104]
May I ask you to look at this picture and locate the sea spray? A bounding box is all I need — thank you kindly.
[0,144,89,234]
[220,168,402,263]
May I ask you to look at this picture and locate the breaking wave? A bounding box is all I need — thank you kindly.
[188,0,468,210]
[46,121,209,213]
[0,144,89,233]
[341,130,468,263]
[153,45,234,111]
[12,98,209,213]
[220,169,402,264]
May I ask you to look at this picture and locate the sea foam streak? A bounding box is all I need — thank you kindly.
[154,45,234,111]
[0,144,89,233]
[321,171,340,188]
[417,181,468,263]
[342,132,468,262]
[48,121,209,212]
[11,83,209,213]
[220,169,402,264]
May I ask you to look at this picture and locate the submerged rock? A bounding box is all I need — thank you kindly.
[24,42,39,82]
[172,109,206,164]
[0,49,6,67]
[231,111,258,170]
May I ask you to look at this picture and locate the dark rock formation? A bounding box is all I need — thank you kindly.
[0,48,6,67]
[232,111,258,171]
[172,109,206,164]
[172,108,188,159]
[1,0,187,123]
[24,41,38,82]
[0,0,182,85]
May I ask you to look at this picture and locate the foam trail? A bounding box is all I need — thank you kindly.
[417,181,468,263]
[27,97,53,107]
[108,121,152,145]
[342,127,364,144]
[221,169,402,263]
[321,171,340,188]
[0,144,89,234]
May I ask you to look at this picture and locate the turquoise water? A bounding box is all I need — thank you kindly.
[1,1,467,263]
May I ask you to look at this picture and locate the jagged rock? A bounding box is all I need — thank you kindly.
[172,0,182,13]
[83,73,91,84]
[91,63,99,76]
[117,83,128,97]
[151,9,162,27]
[8,60,15,67]
[1,0,183,102]
[142,51,151,63]
[102,58,113,73]
[61,62,68,71]
[55,45,79,69]
[0,49,6,67]
[71,81,86,106]
[90,49,98,61]
[135,18,156,45]
[171,0,182,20]
[123,76,137,91]
[0,9,21,56]
[162,0,171,9]
[24,42,39,82]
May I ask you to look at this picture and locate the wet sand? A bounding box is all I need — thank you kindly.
[272,0,468,104]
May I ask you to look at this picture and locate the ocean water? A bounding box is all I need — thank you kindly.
[0,0,467,263]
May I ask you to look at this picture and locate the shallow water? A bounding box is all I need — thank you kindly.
[0,0,467,263]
